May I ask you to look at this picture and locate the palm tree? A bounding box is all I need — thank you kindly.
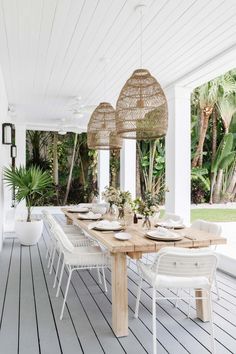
[63,133,78,205]
[192,82,217,167]
[192,73,236,168]
[217,94,236,133]
[210,133,235,203]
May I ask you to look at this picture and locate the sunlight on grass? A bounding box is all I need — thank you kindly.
[191,209,236,222]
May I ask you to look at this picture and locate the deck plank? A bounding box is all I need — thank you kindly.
[30,243,62,354]
[19,246,39,354]
[0,239,20,353]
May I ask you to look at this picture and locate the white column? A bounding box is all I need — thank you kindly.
[120,139,136,199]
[15,124,26,167]
[165,86,191,225]
[98,150,110,202]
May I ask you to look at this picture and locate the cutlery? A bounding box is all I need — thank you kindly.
[184,235,197,241]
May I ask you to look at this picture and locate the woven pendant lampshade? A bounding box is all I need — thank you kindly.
[87,102,122,150]
[116,68,168,140]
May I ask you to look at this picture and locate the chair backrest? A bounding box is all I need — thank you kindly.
[191,219,222,236]
[153,247,217,282]
[162,213,183,223]
[53,225,74,253]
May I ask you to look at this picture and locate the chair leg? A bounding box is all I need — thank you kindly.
[60,268,72,320]
[49,246,56,275]
[56,260,65,297]
[209,292,215,353]
[97,268,102,284]
[53,250,62,289]
[215,275,220,300]
[175,288,181,308]
[187,288,191,318]
[134,277,142,318]
[152,288,157,354]
[47,243,53,268]
[102,268,107,292]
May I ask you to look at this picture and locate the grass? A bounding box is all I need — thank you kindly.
[160,208,236,222]
[191,209,236,222]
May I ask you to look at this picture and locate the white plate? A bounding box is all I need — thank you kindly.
[114,232,132,241]
[68,208,89,213]
[145,230,183,241]
[94,225,124,231]
[155,222,185,230]
[78,213,102,220]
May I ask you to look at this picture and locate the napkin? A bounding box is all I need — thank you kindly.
[78,211,101,219]
[88,220,121,230]
[155,226,169,236]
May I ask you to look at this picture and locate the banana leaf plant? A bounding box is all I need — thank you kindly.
[210,133,235,203]
[4,166,52,222]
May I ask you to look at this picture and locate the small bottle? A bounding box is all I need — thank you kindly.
[133,213,138,224]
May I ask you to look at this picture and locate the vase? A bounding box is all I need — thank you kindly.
[117,207,125,226]
[142,216,151,230]
[107,203,116,220]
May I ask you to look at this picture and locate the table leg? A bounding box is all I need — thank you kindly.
[66,216,73,225]
[111,252,128,337]
[195,289,210,322]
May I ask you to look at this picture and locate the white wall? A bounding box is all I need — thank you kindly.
[0,67,10,250]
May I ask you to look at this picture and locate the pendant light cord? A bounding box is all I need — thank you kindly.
[140,6,143,68]
[103,59,107,102]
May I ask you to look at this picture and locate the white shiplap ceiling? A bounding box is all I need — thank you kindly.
[0,0,236,131]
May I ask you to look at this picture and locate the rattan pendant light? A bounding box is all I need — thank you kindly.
[87,102,122,150]
[116,5,168,140]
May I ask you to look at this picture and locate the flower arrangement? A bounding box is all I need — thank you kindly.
[102,186,120,206]
[133,192,159,229]
[102,186,132,221]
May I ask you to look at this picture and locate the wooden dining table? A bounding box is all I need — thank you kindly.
[62,208,227,338]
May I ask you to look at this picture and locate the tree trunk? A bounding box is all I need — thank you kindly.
[212,169,224,203]
[52,132,59,204]
[192,108,213,167]
[147,140,157,194]
[225,162,236,200]
[136,146,141,197]
[209,172,216,204]
[211,106,217,162]
[63,133,78,205]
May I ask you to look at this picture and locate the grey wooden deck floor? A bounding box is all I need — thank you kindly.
[0,215,236,354]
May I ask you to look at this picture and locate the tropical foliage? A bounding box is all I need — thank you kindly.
[4,166,52,221]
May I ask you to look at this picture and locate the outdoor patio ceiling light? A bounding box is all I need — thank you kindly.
[87,102,122,150]
[87,58,122,150]
[2,123,13,145]
[58,129,67,135]
[115,4,168,140]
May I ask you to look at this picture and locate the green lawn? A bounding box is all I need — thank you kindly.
[160,208,236,222]
[191,209,236,222]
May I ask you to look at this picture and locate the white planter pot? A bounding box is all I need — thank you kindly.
[15,219,43,246]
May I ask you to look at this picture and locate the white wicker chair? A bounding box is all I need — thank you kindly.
[53,225,110,320]
[134,247,217,354]
[42,210,94,285]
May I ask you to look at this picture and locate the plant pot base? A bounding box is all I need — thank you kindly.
[15,219,43,246]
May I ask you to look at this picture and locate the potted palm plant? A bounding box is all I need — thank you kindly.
[4,166,52,245]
